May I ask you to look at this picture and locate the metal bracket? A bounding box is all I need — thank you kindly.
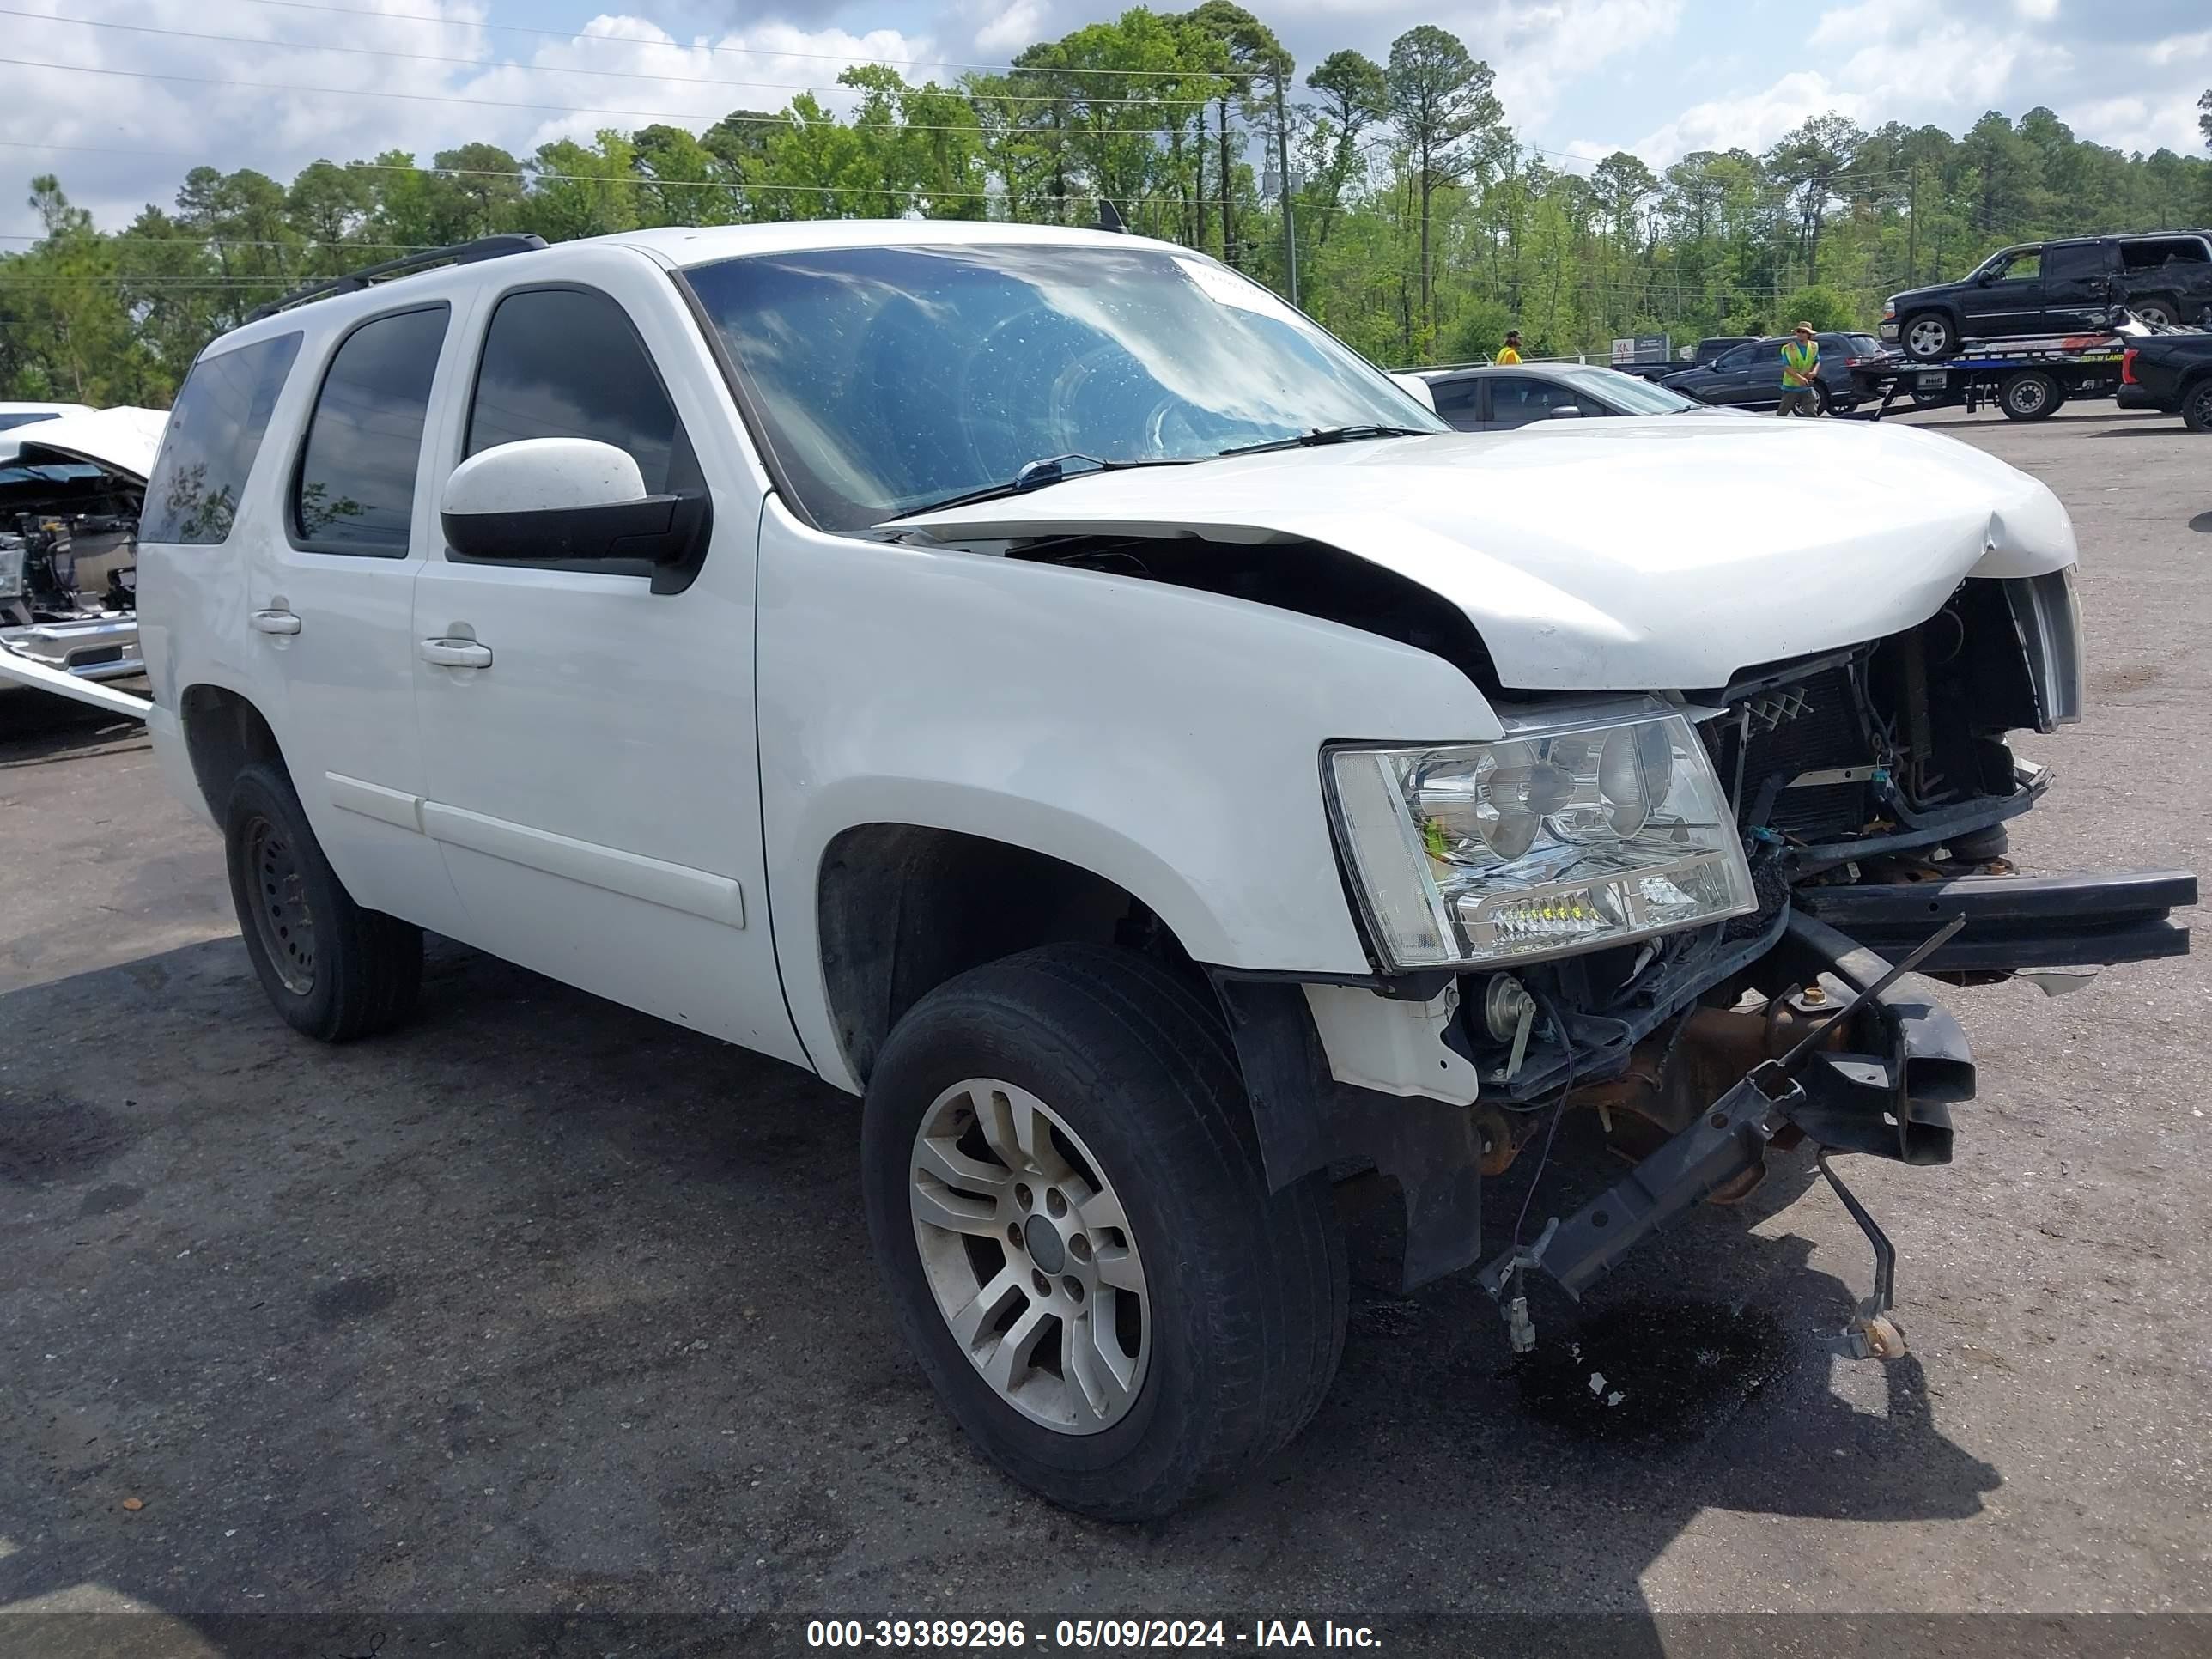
[1818,1151,1908,1360]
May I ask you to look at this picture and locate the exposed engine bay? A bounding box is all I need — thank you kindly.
[0,431,147,686]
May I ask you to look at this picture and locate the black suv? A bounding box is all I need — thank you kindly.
[1881,232,2212,359]
[1658,332,1887,412]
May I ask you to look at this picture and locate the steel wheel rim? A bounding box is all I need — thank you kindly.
[908,1078,1150,1435]
[2012,380,2048,414]
[244,815,316,996]
[1908,319,1946,356]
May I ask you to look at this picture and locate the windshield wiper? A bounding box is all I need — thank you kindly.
[1218,423,1431,458]
[899,453,1191,517]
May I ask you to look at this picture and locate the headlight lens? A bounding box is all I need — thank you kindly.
[1326,708,1757,969]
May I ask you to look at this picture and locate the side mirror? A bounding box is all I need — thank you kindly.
[1389,371,1437,413]
[440,437,711,593]
[1547,404,1584,419]
[1974,270,1996,286]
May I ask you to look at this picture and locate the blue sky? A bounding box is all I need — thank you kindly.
[4,0,2208,240]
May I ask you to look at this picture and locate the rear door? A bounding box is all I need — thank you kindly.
[2042,240,2115,330]
[1427,374,1485,432]
[409,251,803,1061]
[245,303,468,934]
[2118,235,2212,322]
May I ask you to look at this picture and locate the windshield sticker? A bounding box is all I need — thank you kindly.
[1173,256,1298,322]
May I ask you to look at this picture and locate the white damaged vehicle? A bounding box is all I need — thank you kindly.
[136,224,2193,1519]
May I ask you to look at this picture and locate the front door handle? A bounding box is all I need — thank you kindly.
[418,637,492,669]
[251,608,301,635]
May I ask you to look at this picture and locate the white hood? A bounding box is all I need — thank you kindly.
[890,418,2078,690]
[4,405,167,482]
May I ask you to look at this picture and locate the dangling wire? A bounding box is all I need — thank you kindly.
[1510,989,1577,1254]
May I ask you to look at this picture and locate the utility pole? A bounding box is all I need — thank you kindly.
[1905,164,1919,287]
[1273,64,1297,307]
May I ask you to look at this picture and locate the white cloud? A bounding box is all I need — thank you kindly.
[972,1,1047,57]
[0,0,935,238]
[1626,72,1868,165]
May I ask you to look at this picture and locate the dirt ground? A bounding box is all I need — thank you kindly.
[2,404,2208,1657]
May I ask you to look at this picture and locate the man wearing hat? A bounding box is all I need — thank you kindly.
[1495,330,1523,365]
[1778,323,1822,416]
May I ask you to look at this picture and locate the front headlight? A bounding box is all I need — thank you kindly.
[1326,706,1757,969]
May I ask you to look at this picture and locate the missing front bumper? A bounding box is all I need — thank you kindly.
[1478,911,1974,1342]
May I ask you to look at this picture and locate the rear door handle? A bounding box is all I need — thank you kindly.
[250,609,301,635]
[418,637,492,669]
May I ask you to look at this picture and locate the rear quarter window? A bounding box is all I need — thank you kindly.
[2122,238,2210,270]
[141,331,303,544]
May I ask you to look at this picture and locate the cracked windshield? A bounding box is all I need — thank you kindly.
[684,242,1440,532]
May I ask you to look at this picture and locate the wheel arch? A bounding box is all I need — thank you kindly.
[179,682,289,823]
[809,806,1230,1091]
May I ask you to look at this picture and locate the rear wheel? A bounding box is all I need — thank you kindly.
[223,762,422,1042]
[1999,370,2062,421]
[2133,298,2179,328]
[861,943,1346,1521]
[1903,313,1954,361]
[2182,379,2212,434]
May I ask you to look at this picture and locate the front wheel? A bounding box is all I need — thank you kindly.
[861,944,1346,1521]
[1903,312,1954,361]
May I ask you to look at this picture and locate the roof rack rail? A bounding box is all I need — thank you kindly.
[245,234,547,323]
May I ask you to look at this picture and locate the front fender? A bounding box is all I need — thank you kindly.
[755,496,1502,1090]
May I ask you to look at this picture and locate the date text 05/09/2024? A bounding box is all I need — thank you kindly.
[804,1618,1382,1649]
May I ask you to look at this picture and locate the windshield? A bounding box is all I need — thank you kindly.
[1556,368,1697,414]
[683,242,1443,532]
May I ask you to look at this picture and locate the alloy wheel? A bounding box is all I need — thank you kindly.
[908,1079,1150,1435]
[1907,318,1948,357]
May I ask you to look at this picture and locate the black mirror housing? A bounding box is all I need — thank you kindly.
[442,491,714,595]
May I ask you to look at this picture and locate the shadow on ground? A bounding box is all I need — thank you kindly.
[0,929,2001,1655]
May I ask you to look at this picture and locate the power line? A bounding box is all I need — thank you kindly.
[0,55,1258,137]
[227,0,1274,82]
[1,9,1233,111]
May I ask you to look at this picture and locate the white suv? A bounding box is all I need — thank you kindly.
[138,222,2191,1519]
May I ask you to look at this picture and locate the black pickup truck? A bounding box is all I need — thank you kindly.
[2117,331,2212,430]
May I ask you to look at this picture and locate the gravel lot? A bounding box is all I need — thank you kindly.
[2,405,2208,1656]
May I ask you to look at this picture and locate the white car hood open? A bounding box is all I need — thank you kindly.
[890,418,2078,690]
[5,405,167,481]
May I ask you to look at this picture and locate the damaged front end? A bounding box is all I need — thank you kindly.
[1220,568,2194,1360]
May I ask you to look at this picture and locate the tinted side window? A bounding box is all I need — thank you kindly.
[466,287,690,493]
[293,307,448,556]
[2044,242,2108,282]
[142,331,302,544]
[2122,238,2210,270]
[1428,376,1480,414]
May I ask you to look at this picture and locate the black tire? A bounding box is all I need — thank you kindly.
[1999,370,2061,421]
[2133,298,2178,328]
[2183,379,2212,435]
[862,943,1346,1521]
[1901,311,1954,361]
[222,761,422,1042]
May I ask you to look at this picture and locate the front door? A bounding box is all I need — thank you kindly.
[246,302,468,936]
[409,253,804,1064]
[1965,248,2045,339]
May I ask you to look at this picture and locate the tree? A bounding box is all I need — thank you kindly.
[1765,113,1862,284]
[1304,49,1386,246]
[1384,25,1504,347]
[1186,2,1284,266]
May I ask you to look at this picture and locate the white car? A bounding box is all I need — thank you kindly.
[136,222,2191,1519]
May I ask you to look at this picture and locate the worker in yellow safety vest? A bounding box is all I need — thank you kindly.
[1778,323,1821,416]
[1495,331,1523,365]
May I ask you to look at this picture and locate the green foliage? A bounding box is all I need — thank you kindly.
[4,15,2209,406]
[1771,283,1861,332]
